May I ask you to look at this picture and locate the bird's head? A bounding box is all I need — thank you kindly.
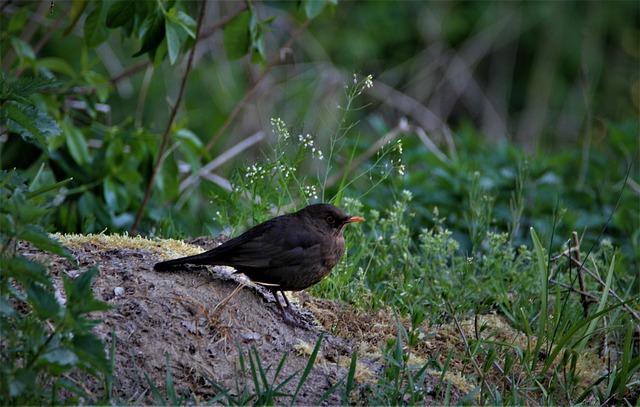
[299,203,365,234]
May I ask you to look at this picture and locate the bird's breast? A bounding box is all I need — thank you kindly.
[321,234,345,270]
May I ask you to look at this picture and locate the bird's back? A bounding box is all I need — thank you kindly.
[155,211,344,291]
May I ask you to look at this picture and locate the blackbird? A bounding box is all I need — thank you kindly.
[154,203,364,325]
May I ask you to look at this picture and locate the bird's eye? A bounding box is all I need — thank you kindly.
[326,216,336,225]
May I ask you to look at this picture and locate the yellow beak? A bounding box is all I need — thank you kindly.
[346,216,365,223]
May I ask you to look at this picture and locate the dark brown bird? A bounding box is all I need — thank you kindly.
[154,203,364,325]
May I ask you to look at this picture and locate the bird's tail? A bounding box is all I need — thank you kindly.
[153,251,217,271]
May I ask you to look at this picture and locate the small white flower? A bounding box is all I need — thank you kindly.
[270,117,290,140]
[396,140,403,155]
[364,74,373,89]
[298,133,324,160]
[304,185,318,200]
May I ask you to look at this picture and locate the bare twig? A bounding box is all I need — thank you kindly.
[549,278,599,301]
[33,3,70,55]
[553,249,640,323]
[570,232,590,317]
[109,60,151,85]
[325,120,405,188]
[172,16,316,192]
[325,118,450,189]
[213,283,247,314]
[366,80,451,137]
[199,4,248,39]
[448,305,491,403]
[178,131,265,195]
[108,5,248,86]
[130,0,208,235]
[627,177,640,195]
[203,18,315,152]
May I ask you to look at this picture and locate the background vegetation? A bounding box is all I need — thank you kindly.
[1,0,638,404]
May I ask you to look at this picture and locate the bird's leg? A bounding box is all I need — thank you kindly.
[270,289,304,327]
[270,289,287,315]
[280,291,294,311]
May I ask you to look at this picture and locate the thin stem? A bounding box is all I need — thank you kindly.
[130,0,208,235]
[203,18,315,152]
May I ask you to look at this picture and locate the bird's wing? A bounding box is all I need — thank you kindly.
[213,218,320,268]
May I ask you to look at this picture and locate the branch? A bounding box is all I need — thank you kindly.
[130,0,208,235]
[109,5,247,86]
[553,249,640,323]
[204,17,315,152]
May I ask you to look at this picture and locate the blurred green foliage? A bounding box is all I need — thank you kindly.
[1,0,637,271]
[1,1,638,403]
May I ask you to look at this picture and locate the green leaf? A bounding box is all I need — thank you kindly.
[26,177,73,200]
[576,255,617,353]
[10,37,35,63]
[0,296,15,317]
[64,266,111,315]
[292,332,324,404]
[40,348,79,373]
[133,11,166,58]
[61,122,91,166]
[249,13,266,65]
[1,189,49,225]
[617,321,633,399]
[302,0,327,19]
[0,257,51,287]
[223,11,251,60]
[151,37,168,65]
[103,176,118,210]
[4,103,46,149]
[106,0,152,35]
[8,368,35,398]
[64,0,89,35]
[175,128,203,147]
[164,352,178,404]
[165,17,181,64]
[530,227,547,344]
[84,70,111,102]
[21,225,74,261]
[25,281,62,322]
[2,76,61,99]
[84,3,109,47]
[156,155,179,198]
[4,101,61,150]
[35,57,77,78]
[72,333,111,372]
[105,0,131,29]
[77,192,111,232]
[7,6,29,34]
[103,176,130,212]
[173,10,196,38]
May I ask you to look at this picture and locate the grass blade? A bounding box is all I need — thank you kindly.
[530,227,548,371]
[291,332,323,405]
[576,255,617,353]
[343,350,358,404]
[164,352,178,405]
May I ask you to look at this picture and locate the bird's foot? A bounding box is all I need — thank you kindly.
[280,308,308,328]
[271,290,309,328]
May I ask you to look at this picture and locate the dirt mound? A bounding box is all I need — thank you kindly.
[20,234,475,405]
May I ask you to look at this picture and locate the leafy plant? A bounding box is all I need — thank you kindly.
[0,171,112,405]
[0,75,62,150]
